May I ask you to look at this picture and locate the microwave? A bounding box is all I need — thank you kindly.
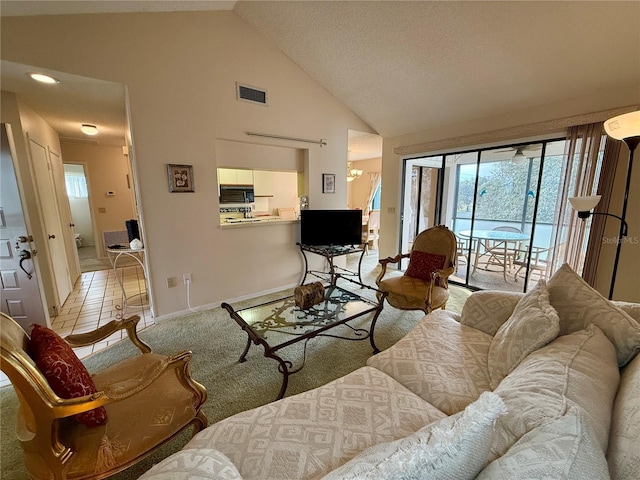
[219,185,255,204]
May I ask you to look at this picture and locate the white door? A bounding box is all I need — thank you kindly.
[0,125,47,329]
[29,135,72,307]
[49,149,80,282]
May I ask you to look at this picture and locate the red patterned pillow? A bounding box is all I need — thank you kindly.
[28,325,108,427]
[405,251,447,285]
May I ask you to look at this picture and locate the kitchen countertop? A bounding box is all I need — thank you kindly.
[219,216,299,228]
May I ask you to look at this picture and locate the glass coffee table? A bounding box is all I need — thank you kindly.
[221,275,387,400]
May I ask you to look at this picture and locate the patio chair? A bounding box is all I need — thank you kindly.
[0,312,207,480]
[513,245,551,282]
[375,224,457,313]
[455,234,475,273]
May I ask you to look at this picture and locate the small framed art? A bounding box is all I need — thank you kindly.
[322,173,335,194]
[167,164,194,193]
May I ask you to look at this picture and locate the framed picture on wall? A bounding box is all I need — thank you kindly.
[322,173,335,194]
[167,164,194,192]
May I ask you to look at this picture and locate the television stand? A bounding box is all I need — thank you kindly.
[297,243,366,285]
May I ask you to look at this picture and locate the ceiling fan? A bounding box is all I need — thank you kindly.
[493,145,542,162]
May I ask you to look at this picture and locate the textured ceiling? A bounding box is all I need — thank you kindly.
[2,1,639,149]
[0,1,235,16]
[234,1,640,138]
[1,60,127,146]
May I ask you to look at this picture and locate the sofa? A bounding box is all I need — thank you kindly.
[139,264,640,479]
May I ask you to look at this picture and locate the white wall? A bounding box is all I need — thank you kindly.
[61,143,136,258]
[1,11,375,316]
[266,171,300,215]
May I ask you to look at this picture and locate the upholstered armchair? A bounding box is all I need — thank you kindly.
[376,225,457,313]
[0,312,207,480]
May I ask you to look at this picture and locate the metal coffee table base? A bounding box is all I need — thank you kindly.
[222,277,386,400]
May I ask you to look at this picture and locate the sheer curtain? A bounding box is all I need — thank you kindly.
[364,171,381,215]
[548,122,619,283]
[65,172,88,198]
[582,138,621,285]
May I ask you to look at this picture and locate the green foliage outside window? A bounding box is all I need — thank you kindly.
[456,157,563,224]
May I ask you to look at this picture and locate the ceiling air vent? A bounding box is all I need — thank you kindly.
[236,83,267,106]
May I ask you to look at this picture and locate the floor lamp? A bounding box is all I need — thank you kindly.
[569,110,640,300]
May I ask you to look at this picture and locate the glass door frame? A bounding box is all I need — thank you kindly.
[399,155,446,269]
[400,136,566,292]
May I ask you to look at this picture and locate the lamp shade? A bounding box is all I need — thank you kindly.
[568,195,601,212]
[603,111,640,140]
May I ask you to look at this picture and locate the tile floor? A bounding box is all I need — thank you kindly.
[51,265,154,360]
[0,265,153,388]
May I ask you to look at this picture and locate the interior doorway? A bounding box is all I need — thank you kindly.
[63,163,109,272]
[347,130,383,254]
[1,60,152,334]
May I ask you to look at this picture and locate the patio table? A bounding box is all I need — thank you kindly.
[459,229,530,282]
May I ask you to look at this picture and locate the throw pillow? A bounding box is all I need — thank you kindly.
[405,251,446,285]
[138,448,243,480]
[321,391,506,480]
[607,351,640,480]
[459,290,524,336]
[476,407,610,480]
[490,324,619,459]
[487,280,560,389]
[28,324,107,427]
[547,263,640,366]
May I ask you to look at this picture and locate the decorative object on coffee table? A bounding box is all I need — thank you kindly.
[294,282,325,309]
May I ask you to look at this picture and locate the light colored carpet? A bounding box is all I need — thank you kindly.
[0,252,471,479]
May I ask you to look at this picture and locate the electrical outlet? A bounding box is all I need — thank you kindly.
[166,277,176,288]
[183,273,192,285]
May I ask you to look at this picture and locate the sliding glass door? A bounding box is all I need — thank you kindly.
[400,156,444,266]
[402,138,581,292]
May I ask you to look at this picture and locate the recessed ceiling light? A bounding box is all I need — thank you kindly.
[28,72,60,84]
[80,124,99,136]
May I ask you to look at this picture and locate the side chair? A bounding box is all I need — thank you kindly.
[375,224,457,314]
[0,312,207,480]
[362,210,381,254]
[513,244,551,282]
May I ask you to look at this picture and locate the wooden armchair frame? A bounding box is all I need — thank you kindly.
[1,312,207,480]
[376,225,457,313]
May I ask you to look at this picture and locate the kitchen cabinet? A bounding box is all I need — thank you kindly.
[218,168,253,185]
[253,170,273,196]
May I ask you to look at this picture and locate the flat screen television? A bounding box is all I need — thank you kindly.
[300,209,363,246]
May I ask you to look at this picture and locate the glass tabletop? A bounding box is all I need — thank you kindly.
[298,243,364,255]
[229,283,378,347]
[459,229,529,241]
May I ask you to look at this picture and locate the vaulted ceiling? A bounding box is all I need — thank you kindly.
[2,1,639,146]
